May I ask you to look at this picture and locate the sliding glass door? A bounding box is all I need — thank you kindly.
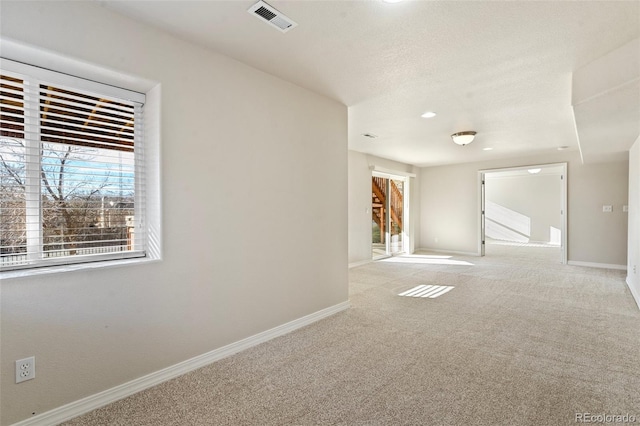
[390,178,404,254]
[372,175,405,258]
[371,175,387,258]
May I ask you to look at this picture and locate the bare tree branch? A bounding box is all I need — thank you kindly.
[0,153,23,186]
[57,146,71,200]
[40,166,59,201]
[0,139,25,187]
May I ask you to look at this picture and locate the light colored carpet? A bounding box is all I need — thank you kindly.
[64,245,640,425]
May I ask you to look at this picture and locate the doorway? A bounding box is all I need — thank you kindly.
[479,163,567,264]
[372,174,406,259]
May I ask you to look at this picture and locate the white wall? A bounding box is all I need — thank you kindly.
[348,151,374,264]
[568,159,629,265]
[348,151,419,265]
[485,173,562,244]
[0,2,348,424]
[419,160,478,254]
[419,151,629,265]
[628,138,640,307]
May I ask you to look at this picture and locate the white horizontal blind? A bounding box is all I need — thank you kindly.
[0,62,145,271]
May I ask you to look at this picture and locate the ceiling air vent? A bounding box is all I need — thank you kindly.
[248,1,298,33]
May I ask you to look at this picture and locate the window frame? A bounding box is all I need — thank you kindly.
[1,58,149,272]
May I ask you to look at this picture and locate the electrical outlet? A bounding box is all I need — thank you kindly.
[15,356,35,384]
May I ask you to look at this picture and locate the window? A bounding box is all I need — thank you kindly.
[0,60,146,271]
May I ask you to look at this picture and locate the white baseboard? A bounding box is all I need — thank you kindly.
[12,301,351,426]
[349,259,373,268]
[416,247,479,257]
[567,261,627,270]
[626,276,640,310]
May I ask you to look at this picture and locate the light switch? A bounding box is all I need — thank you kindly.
[602,205,612,212]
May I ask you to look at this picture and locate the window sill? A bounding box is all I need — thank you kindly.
[0,256,160,280]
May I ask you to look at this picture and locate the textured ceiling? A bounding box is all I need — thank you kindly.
[103,0,640,167]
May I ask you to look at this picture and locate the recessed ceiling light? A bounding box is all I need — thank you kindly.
[557,146,569,151]
[528,168,542,174]
[421,111,436,118]
[483,147,493,151]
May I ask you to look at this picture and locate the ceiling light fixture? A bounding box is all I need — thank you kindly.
[451,131,476,146]
[483,147,493,151]
[528,168,542,174]
[421,111,436,118]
